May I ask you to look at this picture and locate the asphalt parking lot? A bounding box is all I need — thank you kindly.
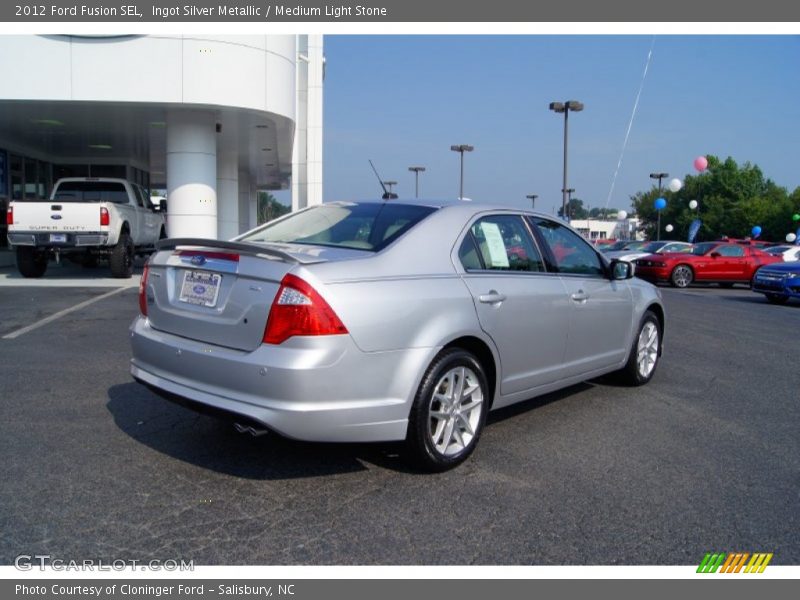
[0,266,798,565]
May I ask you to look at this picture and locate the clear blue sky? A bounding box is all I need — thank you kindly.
[319,35,800,215]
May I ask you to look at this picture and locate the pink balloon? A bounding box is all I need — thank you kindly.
[694,156,708,172]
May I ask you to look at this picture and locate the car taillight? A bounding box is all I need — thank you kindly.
[6,205,12,226]
[263,274,348,345]
[139,263,150,316]
[100,206,110,226]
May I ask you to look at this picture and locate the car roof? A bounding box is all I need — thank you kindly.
[324,198,557,219]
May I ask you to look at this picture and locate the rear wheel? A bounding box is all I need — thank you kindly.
[670,264,693,288]
[109,232,133,278]
[616,310,661,386]
[16,247,48,278]
[406,348,489,472]
[765,293,789,305]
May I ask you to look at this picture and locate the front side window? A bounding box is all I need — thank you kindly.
[239,202,437,252]
[460,214,544,272]
[530,217,604,276]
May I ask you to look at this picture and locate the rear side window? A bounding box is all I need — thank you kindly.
[52,181,129,204]
[239,202,437,252]
[460,215,544,272]
[718,245,745,257]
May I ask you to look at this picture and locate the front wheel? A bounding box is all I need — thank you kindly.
[616,311,661,386]
[670,264,693,288]
[406,349,489,472]
[765,293,789,305]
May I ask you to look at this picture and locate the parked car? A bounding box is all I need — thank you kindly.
[764,245,800,262]
[752,262,800,304]
[606,240,693,263]
[130,200,665,471]
[6,177,166,278]
[634,241,782,288]
[600,240,648,253]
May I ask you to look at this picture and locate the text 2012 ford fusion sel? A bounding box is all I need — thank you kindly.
[130,200,665,470]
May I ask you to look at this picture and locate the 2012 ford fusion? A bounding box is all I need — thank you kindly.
[130,200,665,470]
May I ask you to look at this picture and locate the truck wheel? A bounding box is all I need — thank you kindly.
[16,247,48,278]
[109,233,134,278]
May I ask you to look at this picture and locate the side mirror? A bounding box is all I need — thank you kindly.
[158,199,168,213]
[710,251,721,258]
[610,259,634,280]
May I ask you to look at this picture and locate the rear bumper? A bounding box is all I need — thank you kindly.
[8,231,109,248]
[129,316,437,442]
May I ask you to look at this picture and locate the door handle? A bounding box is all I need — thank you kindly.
[478,290,506,304]
[571,290,589,303]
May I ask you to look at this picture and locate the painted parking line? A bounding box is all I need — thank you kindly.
[2,287,129,340]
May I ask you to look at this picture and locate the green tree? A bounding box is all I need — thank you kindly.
[557,198,588,220]
[588,207,620,219]
[257,192,290,225]
[630,156,797,242]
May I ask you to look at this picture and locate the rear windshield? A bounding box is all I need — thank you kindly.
[239,202,437,252]
[51,181,129,204]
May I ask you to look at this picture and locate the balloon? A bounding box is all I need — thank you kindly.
[668,178,683,192]
[689,200,698,210]
[665,224,674,233]
[617,210,628,220]
[787,233,798,243]
[654,197,667,211]
[694,156,708,172]
[751,225,762,238]
[793,214,800,222]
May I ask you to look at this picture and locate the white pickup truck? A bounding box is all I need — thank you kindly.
[6,177,166,278]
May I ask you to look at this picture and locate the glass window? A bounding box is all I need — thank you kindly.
[131,184,146,208]
[717,245,745,257]
[531,217,605,276]
[466,215,544,272]
[458,236,483,271]
[240,202,437,252]
[51,181,129,204]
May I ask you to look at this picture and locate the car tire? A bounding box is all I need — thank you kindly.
[406,348,489,472]
[765,293,789,305]
[109,232,134,279]
[16,247,48,278]
[616,310,661,386]
[670,264,693,288]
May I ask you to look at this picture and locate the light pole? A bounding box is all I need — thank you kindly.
[383,181,397,196]
[408,166,426,198]
[649,172,668,193]
[526,194,538,210]
[561,187,575,219]
[450,144,474,200]
[550,100,584,222]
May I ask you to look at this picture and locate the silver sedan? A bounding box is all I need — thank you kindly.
[130,200,665,471]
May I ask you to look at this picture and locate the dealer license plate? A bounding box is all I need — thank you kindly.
[179,271,222,307]
[50,234,67,243]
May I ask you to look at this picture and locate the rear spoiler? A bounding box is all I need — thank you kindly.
[155,238,323,265]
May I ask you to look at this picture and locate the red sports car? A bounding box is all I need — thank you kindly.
[634,241,782,288]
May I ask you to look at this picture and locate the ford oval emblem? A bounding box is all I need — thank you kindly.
[193,284,206,295]
[50,214,62,220]
[190,255,206,266]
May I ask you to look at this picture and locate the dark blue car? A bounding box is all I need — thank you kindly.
[752,261,800,304]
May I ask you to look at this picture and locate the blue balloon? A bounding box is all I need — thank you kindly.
[654,197,667,211]
[751,225,762,238]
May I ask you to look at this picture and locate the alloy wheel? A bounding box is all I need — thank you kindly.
[427,366,484,456]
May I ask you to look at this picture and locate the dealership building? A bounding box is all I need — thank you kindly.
[0,34,324,252]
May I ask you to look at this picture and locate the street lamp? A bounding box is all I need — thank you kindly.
[561,188,575,219]
[649,172,669,193]
[549,100,584,222]
[383,181,397,196]
[408,166,426,198]
[526,194,538,210]
[450,144,474,200]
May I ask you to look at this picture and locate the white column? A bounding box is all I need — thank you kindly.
[166,110,217,239]
[238,167,251,234]
[216,131,239,241]
[292,35,323,212]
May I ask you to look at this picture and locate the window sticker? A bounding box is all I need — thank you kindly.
[479,222,510,268]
